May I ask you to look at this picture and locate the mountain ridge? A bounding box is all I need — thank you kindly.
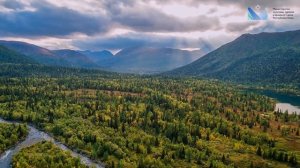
[0,45,36,64]
[166,29,300,83]
[102,46,206,74]
[0,40,71,66]
[52,49,98,68]
[79,50,114,64]
[0,40,207,73]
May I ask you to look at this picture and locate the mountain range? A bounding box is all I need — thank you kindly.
[99,47,205,74]
[0,40,107,68]
[0,29,300,83]
[0,40,68,66]
[0,40,206,73]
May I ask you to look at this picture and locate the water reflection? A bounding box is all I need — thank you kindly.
[245,89,300,114]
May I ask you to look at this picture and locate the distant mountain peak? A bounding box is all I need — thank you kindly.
[105,46,207,74]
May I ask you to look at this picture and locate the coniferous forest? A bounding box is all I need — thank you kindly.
[0,123,28,154]
[12,141,88,168]
[0,64,299,168]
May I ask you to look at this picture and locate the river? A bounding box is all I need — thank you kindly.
[0,118,105,168]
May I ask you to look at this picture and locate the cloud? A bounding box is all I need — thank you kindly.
[226,22,259,33]
[1,0,25,10]
[0,0,299,51]
[214,0,299,8]
[114,11,221,33]
[73,33,213,51]
[0,1,110,37]
[250,17,300,33]
[146,0,300,8]
[106,2,221,32]
[0,0,221,38]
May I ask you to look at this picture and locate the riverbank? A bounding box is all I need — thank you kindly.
[0,117,104,168]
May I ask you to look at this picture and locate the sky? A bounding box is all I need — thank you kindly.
[0,0,299,53]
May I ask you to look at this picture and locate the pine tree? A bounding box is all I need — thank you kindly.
[206,132,210,141]
[122,123,126,133]
[222,154,226,163]
[256,146,262,156]
[250,161,254,168]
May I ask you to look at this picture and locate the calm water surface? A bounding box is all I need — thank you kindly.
[249,90,300,114]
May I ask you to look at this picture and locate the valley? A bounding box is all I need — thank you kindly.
[0,4,299,167]
[0,67,299,167]
[0,41,206,74]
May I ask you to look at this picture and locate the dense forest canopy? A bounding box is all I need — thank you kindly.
[0,123,28,155]
[12,141,88,168]
[0,64,299,168]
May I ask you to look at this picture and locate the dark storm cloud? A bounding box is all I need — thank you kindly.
[73,33,212,51]
[0,0,221,37]
[0,1,110,37]
[0,0,298,50]
[1,0,24,10]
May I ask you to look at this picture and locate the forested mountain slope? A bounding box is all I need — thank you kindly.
[79,50,114,65]
[0,41,93,68]
[0,45,36,64]
[53,49,98,68]
[167,30,300,83]
[0,40,67,66]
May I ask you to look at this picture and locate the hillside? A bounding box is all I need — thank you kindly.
[102,47,205,74]
[213,47,300,83]
[53,49,97,68]
[167,30,300,83]
[79,50,113,65]
[0,64,118,78]
[0,41,91,68]
[0,45,36,64]
[0,40,66,66]
[0,41,207,73]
